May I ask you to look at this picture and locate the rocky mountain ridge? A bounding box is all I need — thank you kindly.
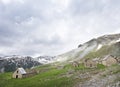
[55,33,120,63]
[0,55,41,73]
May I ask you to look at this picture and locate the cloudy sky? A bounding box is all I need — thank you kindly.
[0,0,120,57]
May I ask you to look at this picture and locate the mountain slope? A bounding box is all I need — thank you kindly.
[0,60,119,87]
[55,33,120,63]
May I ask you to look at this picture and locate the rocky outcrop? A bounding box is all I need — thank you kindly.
[74,65,120,87]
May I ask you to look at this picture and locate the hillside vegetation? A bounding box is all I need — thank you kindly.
[0,63,119,87]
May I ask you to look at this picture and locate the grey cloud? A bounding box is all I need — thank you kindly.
[32,35,62,45]
[0,0,120,56]
[69,0,106,16]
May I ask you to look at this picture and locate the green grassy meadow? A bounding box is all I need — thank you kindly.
[0,64,74,87]
[0,62,119,87]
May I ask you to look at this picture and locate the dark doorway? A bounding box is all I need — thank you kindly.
[90,64,92,67]
[16,75,18,78]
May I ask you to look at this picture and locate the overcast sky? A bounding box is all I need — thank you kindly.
[0,0,120,57]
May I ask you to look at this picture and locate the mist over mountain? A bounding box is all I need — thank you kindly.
[55,33,120,63]
[0,33,120,73]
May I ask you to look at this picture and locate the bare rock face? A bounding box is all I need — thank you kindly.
[97,33,120,44]
[78,33,120,48]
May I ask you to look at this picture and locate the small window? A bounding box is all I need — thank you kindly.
[17,71,18,73]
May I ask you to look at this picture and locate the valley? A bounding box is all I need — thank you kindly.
[0,33,120,87]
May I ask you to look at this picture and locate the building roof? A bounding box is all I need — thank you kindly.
[18,68,26,74]
[92,58,100,61]
[102,55,114,61]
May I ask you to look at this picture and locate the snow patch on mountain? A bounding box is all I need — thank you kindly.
[116,38,120,42]
[96,44,102,51]
[0,55,41,73]
[34,56,56,64]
